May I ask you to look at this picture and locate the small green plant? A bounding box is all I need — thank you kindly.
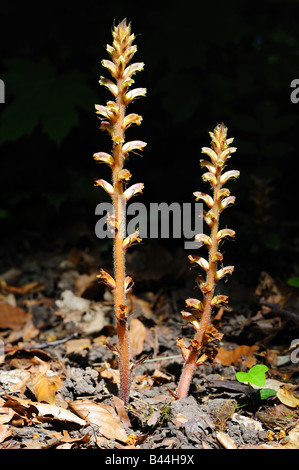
[177,123,239,398]
[94,19,146,405]
[236,364,276,406]
[236,364,268,387]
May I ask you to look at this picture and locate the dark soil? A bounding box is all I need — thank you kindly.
[0,231,299,451]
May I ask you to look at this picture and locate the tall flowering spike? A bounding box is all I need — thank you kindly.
[93,19,146,405]
[177,123,239,399]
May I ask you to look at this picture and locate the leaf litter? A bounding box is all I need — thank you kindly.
[0,245,299,449]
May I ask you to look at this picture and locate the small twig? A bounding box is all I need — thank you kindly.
[5,334,76,352]
[259,299,299,323]
[143,355,182,363]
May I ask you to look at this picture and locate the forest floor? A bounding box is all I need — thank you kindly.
[0,230,299,450]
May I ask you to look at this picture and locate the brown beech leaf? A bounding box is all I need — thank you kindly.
[277,388,299,408]
[0,397,14,424]
[4,396,86,426]
[0,424,11,443]
[214,345,259,367]
[0,301,29,330]
[69,399,127,442]
[65,338,91,355]
[34,376,62,405]
[112,396,131,427]
[129,318,146,358]
[280,423,299,449]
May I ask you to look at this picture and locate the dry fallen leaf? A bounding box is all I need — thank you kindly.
[112,396,131,428]
[280,423,299,449]
[277,387,299,408]
[172,413,189,427]
[214,345,259,367]
[4,396,86,426]
[65,338,91,355]
[69,399,127,442]
[0,397,14,425]
[34,376,62,404]
[216,431,238,449]
[0,301,30,330]
[129,318,146,358]
[0,424,12,443]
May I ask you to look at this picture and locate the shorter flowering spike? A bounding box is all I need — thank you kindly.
[177,123,239,400]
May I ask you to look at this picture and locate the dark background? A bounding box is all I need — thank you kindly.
[1,0,299,289]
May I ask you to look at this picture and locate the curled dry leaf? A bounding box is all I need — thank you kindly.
[214,345,259,367]
[0,301,30,330]
[112,396,131,428]
[34,375,62,405]
[0,424,11,443]
[69,399,127,442]
[216,431,238,449]
[3,395,86,426]
[276,387,299,408]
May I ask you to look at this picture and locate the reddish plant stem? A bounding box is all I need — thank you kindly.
[112,91,131,405]
[177,174,221,399]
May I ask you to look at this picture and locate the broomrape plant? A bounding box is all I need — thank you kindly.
[93,19,146,405]
[177,124,239,398]
[94,20,240,404]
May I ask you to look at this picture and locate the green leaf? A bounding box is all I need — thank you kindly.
[287,277,299,288]
[258,388,277,400]
[0,58,98,144]
[262,233,281,251]
[236,364,269,387]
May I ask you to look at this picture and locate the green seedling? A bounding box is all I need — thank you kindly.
[236,364,276,407]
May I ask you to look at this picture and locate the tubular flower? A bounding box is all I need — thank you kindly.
[177,123,239,399]
[93,19,146,405]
